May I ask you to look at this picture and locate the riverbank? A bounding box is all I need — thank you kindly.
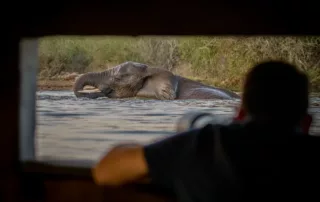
[36,77,221,91]
[37,78,320,98]
[39,36,320,92]
[38,80,74,91]
[37,78,320,107]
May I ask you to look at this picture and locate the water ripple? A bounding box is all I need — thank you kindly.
[35,90,320,163]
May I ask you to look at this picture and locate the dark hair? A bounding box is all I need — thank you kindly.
[242,61,309,125]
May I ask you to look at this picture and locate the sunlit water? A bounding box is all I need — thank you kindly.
[35,91,320,166]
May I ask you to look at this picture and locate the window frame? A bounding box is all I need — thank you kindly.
[13,4,320,202]
[19,38,37,163]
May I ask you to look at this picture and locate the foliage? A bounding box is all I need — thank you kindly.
[39,36,320,91]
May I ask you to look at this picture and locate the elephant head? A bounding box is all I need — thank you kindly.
[73,61,168,99]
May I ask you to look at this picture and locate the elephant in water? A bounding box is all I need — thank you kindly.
[73,61,240,100]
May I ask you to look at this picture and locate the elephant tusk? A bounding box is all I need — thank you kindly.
[78,88,102,93]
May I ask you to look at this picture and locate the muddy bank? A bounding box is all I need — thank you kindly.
[37,79,319,96]
[36,71,319,103]
[37,72,80,91]
[38,80,74,91]
[37,80,320,107]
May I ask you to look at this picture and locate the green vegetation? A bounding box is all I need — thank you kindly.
[39,36,320,92]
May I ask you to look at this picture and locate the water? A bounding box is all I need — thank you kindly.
[35,91,320,166]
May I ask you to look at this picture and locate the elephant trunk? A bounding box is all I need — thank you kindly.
[73,72,106,99]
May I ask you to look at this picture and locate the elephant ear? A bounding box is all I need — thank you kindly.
[136,71,178,100]
[115,61,149,75]
[143,66,168,78]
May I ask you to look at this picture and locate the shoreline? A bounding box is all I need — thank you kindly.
[36,79,320,106]
[37,79,320,97]
[37,80,74,91]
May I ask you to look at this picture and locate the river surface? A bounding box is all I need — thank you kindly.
[35,91,320,166]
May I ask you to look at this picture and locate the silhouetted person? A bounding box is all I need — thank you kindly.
[92,61,319,202]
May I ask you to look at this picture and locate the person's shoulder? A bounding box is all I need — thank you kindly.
[192,121,241,141]
[199,121,245,135]
[196,121,248,148]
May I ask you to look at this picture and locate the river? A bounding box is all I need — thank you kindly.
[35,91,320,166]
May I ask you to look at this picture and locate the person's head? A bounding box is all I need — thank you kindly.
[235,60,312,131]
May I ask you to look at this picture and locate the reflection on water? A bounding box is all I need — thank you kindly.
[36,91,320,165]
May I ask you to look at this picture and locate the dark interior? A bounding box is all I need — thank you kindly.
[1,2,319,202]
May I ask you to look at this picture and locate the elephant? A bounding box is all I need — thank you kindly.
[73,61,240,100]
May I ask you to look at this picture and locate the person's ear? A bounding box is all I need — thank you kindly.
[301,113,312,134]
[234,106,247,121]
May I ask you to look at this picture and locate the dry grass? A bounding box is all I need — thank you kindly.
[38,36,320,92]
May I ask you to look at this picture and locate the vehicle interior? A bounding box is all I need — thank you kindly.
[1,2,319,202]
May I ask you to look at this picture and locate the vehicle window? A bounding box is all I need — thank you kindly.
[19,36,320,167]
